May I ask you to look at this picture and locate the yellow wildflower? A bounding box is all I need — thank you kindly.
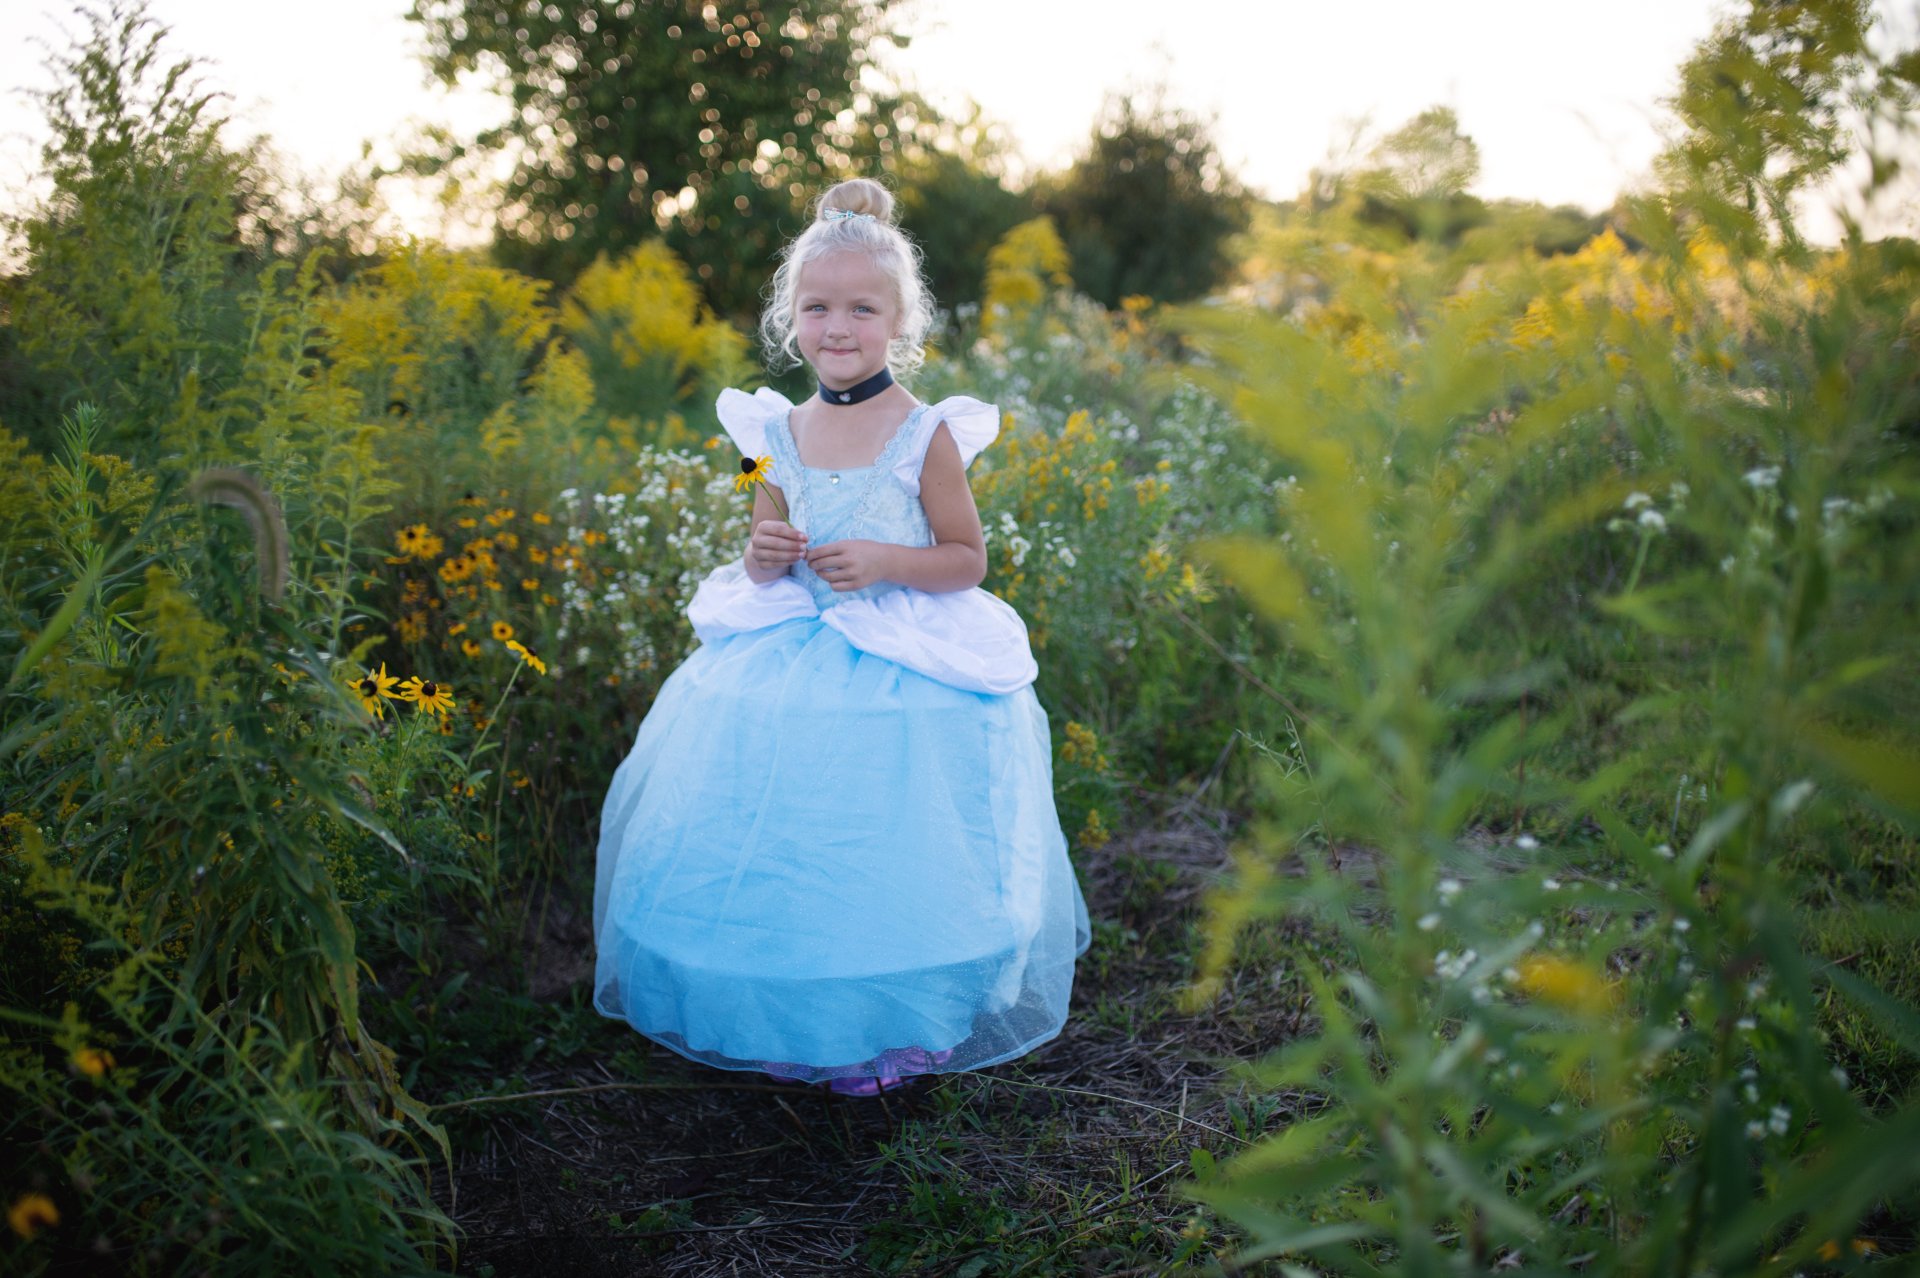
[735,455,775,494]
[1513,955,1614,1016]
[395,524,444,561]
[349,663,402,718]
[398,676,456,717]
[505,639,548,675]
[71,1046,115,1078]
[8,1193,58,1240]
[491,621,514,642]
[1061,722,1110,772]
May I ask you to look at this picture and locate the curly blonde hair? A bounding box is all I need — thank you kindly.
[759,178,935,379]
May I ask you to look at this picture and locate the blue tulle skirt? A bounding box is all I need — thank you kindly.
[593,617,1090,1082]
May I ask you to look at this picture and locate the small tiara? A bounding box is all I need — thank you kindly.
[823,209,876,224]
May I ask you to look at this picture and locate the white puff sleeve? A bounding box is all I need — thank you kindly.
[890,396,1001,496]
[714,386,796,458]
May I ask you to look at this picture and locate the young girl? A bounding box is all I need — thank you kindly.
[592,178,1089,1096]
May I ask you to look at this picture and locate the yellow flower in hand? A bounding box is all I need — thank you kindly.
[734,455,775,493]
[735,455,789,519]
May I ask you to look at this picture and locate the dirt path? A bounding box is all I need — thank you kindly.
[430,807,1313,1275]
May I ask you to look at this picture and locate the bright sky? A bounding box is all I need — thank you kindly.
[0,0,1913,242]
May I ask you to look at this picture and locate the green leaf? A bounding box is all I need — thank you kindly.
[7,556,106,688]
[1797,724,1920,814]
[1200,535,1327,651]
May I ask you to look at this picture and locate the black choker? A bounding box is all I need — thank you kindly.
[818,367,894,405]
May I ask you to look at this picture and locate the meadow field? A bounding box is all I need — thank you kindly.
[2,1,1917,1274]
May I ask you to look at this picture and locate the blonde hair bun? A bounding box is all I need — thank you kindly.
[818,178,895,225]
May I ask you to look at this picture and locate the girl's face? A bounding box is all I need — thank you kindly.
[794,250,899,388]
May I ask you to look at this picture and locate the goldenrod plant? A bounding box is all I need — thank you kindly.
[1181,2,1920,1271]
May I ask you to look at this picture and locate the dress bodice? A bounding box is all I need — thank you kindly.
[765,405,936,611]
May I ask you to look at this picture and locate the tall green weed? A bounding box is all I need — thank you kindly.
[1184,3,1920,1270]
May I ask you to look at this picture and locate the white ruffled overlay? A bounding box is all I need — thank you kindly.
[687,388,1038,696]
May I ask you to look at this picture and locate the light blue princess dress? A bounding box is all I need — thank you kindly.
[592,388,1091,1084]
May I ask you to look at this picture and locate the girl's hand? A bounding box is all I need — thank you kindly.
[806,539,894,592]
[747,519,808,572]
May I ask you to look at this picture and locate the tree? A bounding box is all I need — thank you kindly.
[1362,105,1480,204]
[0,0,268,459]
[1041,89,1249,308]
[406,0,902,300]
[1657,0,1911,253]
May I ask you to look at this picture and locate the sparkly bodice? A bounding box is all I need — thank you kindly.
[765,405,935,610]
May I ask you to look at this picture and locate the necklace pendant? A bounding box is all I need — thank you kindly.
[838,392,852,402]
[830,473,841,484]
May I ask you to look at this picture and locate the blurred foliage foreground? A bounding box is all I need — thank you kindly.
[1,0,1918,1274]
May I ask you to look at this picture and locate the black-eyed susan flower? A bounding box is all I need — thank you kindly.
[531,511,551,525]
[735,455,774,494]
[461,639,483,659]
[505,639,548,675]
[70,1046,115,1078]
[491,621,514,642]
[735,455,789,518]
[394,524,445,561]
[349,663,402,717]
[8,1193,58,1240]
[528,546,548,565]
[399,676,456,717]
[521,577,539,591]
